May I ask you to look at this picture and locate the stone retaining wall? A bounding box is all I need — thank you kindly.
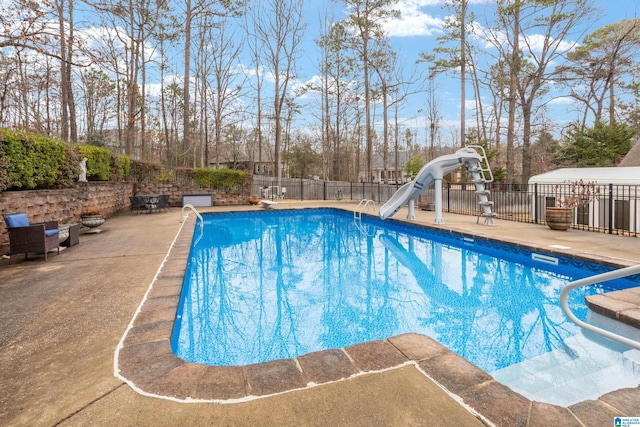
[1,181,248,255]
[0,182,134,254]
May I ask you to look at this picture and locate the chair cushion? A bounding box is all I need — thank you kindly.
[45,229,59,237]
[5,214,30,228]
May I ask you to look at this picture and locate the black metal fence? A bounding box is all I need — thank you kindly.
[249,177,640,237]
[250,176,405,203]
[481,182,639,237]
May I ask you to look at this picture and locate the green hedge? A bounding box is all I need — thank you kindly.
[194,168,247,189]
[1,129,69,190]
[0,128,252,191]
[0,134,9,190]
[0,128,132,190]
[110,153,131,181]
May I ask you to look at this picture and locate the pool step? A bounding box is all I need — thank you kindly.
[491,313,640,406]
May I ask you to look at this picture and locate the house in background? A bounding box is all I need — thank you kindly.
[619,137,640,167]
[360,152,414,184]
[209,143,284,177]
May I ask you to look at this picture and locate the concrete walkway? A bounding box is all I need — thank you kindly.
[1,201,639,426]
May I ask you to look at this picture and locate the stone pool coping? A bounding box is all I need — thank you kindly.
[115,209,640,426]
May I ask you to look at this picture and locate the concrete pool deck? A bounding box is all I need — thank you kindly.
[1,201,639,426]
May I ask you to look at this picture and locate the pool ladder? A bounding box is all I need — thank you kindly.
[560,264,640,350]
[355,199,376,221]
[354,199,376,236]
[181,204,204,231]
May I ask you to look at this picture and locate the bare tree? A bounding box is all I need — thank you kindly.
[0,0,77,63]
[339,0,399,182]
[251,0,306,186]
[425,72,441,161]
[181,0,244,167]
[558,19,640,126]
[54,0,77,142]
[207,19,245,168]
[493,0,596,184]
[78,69,115,137]
[421,0,472,149]
[315,15,359,181]
[245,9,266,175]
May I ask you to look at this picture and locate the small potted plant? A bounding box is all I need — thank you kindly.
[247,195,261,205]
[80,206,105,233]
[546,180,600,231]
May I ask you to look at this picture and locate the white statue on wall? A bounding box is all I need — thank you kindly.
[79,157,87,182]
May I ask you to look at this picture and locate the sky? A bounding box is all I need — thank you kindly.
[285,0,640,146]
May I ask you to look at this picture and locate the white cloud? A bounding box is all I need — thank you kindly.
[523,33,577,55]
[385,0,444,37]
[291,75,321,99]
[548,96,575,106]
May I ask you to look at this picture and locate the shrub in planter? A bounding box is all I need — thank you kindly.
[546,180,600,231]
[80,206,105,233]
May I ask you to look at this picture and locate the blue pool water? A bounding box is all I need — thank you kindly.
[171,208,640,404]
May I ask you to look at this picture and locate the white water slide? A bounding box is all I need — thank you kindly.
[379,146,496,225]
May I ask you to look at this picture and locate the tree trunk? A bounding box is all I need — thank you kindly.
[460,0,467,148]
[57,0,69,142]
[183,0,192,167]
[364,35,372,182]
[506,4,520,184]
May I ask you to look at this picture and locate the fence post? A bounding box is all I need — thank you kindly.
[609,183,613,234]
[300,179,304,201]
[350,182,353,201]
[446,182,451,212]
[324,181,327,201]
[534,183,538,224]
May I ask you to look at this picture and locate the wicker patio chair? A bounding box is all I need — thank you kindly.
[2,213,60,261]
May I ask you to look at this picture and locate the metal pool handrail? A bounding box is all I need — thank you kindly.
[181,204,204,230]
[355,199,376,220]
[560,264,640,351]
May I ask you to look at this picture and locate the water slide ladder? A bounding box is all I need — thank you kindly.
[466,145,497,226]
[560,264,640,351]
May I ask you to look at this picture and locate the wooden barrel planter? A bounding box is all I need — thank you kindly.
[546,207,573,231]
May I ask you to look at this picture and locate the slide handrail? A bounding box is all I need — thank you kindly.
[466,144,494,183]
[560,264,640,350]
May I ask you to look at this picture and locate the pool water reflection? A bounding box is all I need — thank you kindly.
[172,209,638,374]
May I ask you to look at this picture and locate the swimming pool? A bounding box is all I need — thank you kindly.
[171,208,640,405]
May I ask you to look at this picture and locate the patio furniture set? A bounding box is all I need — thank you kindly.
[3,195,170,261]
[2,213,79,261]
[130,194,170,214]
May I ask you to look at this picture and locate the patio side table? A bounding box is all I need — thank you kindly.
[60,223,80,247]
